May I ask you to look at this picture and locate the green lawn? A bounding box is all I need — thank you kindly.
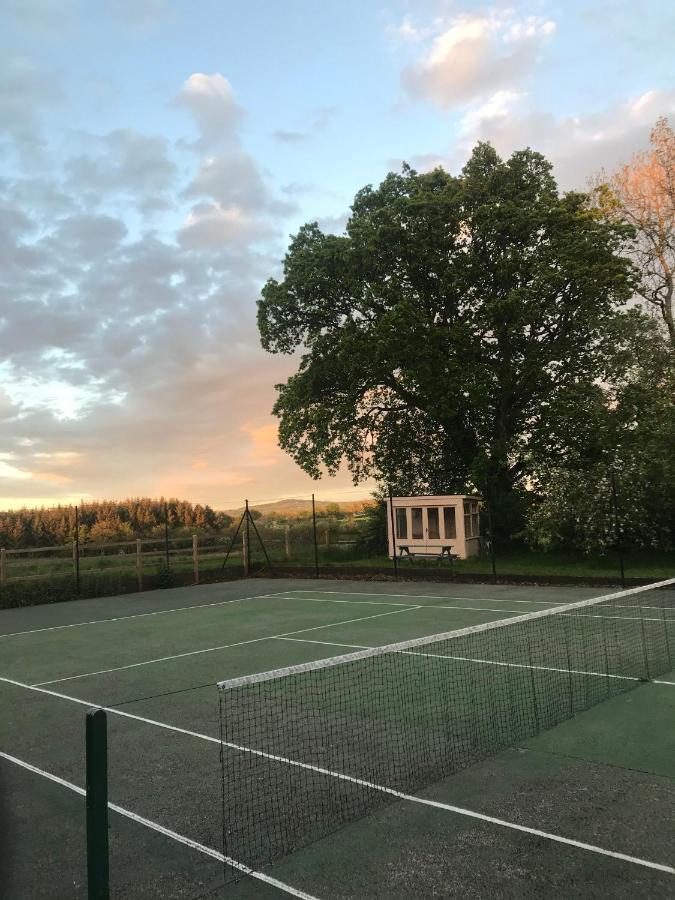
[275,548,675,580]
[1,544,672,609]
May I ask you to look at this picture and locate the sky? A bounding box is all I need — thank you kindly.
[1,0,673,511]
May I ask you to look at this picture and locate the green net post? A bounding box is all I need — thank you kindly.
[86,708,109,900]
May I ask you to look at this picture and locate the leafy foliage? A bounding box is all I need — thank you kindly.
[590,116,675,345]
[258,144,639,537]
[0,497,232,549]
[527,325,674,552]
[354,500,388,556]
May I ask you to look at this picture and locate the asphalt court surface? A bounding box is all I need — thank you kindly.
[1,577,673,898]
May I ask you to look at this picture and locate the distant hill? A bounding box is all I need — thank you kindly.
[223,498,371,518]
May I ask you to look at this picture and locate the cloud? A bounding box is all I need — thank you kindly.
[401,12,555,109]
[174,73,245,150]
[108,0,172,29]
[240,421,280,466]
[454,88,675,190]
[0,455,31,481]
[315,212,350,235]
[0,65,374,510]
[273,129,309,144]
[184,152,272,211]
[4,0,78,35]
[178,202,273,248]
[272,106,337,143]
[65,129,178,213]
[0,53,64,161]
[55,214,129,257]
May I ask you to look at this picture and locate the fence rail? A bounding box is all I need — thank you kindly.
[1,495,672,609]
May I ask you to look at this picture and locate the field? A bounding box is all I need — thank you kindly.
[1,576,673,897]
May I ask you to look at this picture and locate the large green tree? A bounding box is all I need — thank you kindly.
[527,317,674,553]
[258,144,639,536]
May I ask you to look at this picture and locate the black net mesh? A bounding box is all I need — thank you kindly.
[218,580,675,878]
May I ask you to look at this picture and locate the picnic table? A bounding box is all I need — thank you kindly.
[398,544,459,566]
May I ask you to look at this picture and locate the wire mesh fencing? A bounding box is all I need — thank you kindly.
[1,488,673,609]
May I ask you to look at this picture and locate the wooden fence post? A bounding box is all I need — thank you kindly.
[192,534,199,585]
[136,539,143,591]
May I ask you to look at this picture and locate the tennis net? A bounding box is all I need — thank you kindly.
[217,579,674,876]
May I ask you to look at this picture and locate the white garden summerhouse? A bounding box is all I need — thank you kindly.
[387,495,482,560]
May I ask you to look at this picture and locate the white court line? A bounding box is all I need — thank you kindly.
[276,636,645,683]
[30,597,671,687]
[0,590,293,639]
[309,597,530,616]
[1,675,673,877]
[288,589,567,605]
[32,605,421,687]
[287,590,671,612]
[279,637,371,650]
[0,750,318,899]
[286,595,670,623]
[436,607,670,624]
[654,679,675,685]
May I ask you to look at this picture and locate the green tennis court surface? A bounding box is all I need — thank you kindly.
[1,577,673,898]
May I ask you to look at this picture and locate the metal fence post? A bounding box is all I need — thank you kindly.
[0,547,5,586]
[388,490,399,582]
[74,505,81,594]
[311,494,319,577]
[486,502,497,584]
[86,708,109,900]
[136,539,143,591]
[192,534,199,585]
[164,503,170,570]
[609,468,626,588]
[243,500,251,576]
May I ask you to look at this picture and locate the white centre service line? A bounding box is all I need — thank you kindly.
[285,595,672,623]
[287,590,671,612]
[32,605,421,687]
[288,589,569,605]
[0,750,319,900]
[1,675,672,878]
[275,636,669,684]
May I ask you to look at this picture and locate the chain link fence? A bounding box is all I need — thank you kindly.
[1,488,673,609]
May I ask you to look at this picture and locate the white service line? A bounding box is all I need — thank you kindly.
[282,588,663,622]
[308,597,530,616]
[279,637,372,650]
[0,590,292,639]
[288,590,568,605]
[32,605,421,687]
[1,674,672,876]
[275,636,648,684]
[434,607,670,624]
[0,750,319,900]
[287,590,671,612]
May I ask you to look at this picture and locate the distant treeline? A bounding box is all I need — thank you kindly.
[0,498,234,548]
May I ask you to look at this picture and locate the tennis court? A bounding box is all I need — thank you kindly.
[1,576,673,898]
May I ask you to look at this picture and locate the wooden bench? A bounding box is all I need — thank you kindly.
[398,545,459,566]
